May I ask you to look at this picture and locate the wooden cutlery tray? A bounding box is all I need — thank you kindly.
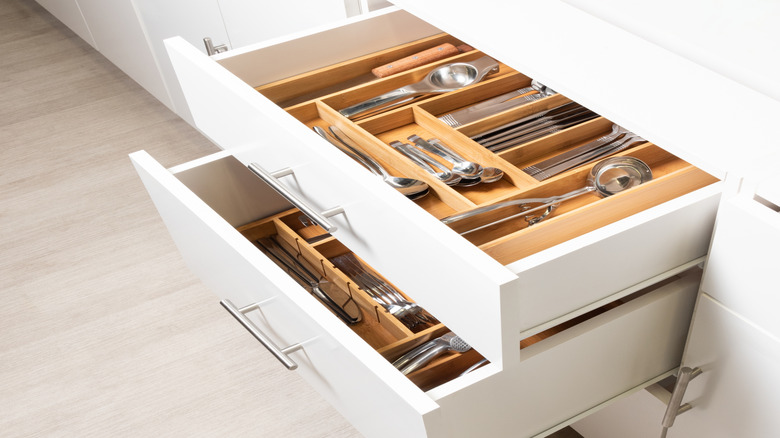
[235,205,675,391]
[253,33,718,266]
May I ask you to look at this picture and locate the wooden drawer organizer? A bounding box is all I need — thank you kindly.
[252,33,718,266]
[234,204,687,392]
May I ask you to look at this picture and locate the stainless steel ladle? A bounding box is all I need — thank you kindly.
[339,56,499,119]
[441,156,653,235]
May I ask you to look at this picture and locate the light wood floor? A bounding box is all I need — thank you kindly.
[0,1,360,436]
[0,1,582,437]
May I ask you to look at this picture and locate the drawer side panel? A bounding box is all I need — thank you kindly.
[129,151,441,437]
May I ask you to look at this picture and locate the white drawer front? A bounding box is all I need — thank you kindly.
[428,270,700,438]
[673,294,780,438]
[701,195,780,339]
[509,183,720,334]
[130,150,443,438]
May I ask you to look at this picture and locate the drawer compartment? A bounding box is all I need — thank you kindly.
[131,149,701,438]
[164,8,720,366]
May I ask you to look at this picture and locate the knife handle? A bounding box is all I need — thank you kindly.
[372,43,469,78]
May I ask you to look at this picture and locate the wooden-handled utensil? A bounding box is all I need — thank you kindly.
[371,43,474,78]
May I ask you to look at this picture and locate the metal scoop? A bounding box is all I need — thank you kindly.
[441,156,653,235]
[339,56,499,119]
[392,332,472,375]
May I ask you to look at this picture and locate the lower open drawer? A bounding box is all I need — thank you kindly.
[131,149,701,437]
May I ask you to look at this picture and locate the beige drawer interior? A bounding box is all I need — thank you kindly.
[238,32,718,267]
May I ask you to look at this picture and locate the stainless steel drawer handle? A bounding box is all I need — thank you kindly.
[660,366,702,437]
[220,299,302,370]
[248,163,344,233]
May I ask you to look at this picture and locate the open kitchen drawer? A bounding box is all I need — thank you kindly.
[161,8,723,369]
[131,148,701,437]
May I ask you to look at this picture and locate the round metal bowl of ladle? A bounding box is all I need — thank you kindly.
[440,156,653,235]
[339,56,499,119]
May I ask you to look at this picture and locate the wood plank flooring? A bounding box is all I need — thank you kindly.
[0,1,360,436]
[0,1,582,436]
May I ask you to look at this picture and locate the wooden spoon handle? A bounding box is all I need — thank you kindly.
[372,43,466,78]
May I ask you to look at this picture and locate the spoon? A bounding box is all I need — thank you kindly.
[441,156,653,235]
[339,56,499,119]
[428,139,504,184]
[389,141,462,186]
[408,135,484,179]
[313,126,429,200]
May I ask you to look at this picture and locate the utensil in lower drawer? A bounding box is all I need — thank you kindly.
[338,56,499,119]
[441,156,653,235]
[330,253,436,330]
[313,126,430,200]
[257,237,362,325]
[392,332,472,375]
[438,80,557,127]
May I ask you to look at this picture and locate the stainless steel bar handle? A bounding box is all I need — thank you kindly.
[247,163,344,233]
[220,299,302,370]
[660,366,703,437]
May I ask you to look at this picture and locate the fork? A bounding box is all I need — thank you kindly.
[331,253,435,328]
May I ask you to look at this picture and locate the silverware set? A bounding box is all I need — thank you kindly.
[330,253,437,330]
[470,101,599,152]
[391,135,504,187]
[523,124,646,181]
[257,236,363,325]
[438,79,557,127]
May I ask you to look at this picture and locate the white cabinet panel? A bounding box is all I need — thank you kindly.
[701,195,780,338]
[218,0,349,49]
[132,0,232,123]
[572,387,667,438]
[671,295,780,438]
[77,0,171,109]
[560,0,780,102]
[35,0,95,48]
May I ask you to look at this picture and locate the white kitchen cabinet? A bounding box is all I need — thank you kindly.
[666,294,780,438]
[35,0,95,48]
[573,182,780,437]
[217,0,350,49]
[129,1,780,437]
[76,0,172,110]
[35,0,369,122]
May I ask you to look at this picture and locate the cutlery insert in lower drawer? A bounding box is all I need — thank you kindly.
[232,204,694,392]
